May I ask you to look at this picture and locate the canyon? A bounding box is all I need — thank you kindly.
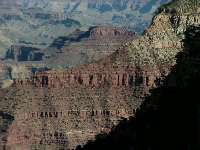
[4,26,136,71]
[0,0,171,58]
[0,0,199,150]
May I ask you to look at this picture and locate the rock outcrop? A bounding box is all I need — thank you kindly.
[44,26,136,68]
[89,26,135,40]
[6,60,167,149]
[6,45,44,61]
[76,24,200,150]
[0,0,199,149]
[0,0,171,58]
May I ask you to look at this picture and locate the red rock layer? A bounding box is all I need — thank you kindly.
[7,47,173,149]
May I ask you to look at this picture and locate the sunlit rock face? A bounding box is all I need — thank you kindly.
[3,0,200,150]
[4,58,165,149]
[1,1,199,149]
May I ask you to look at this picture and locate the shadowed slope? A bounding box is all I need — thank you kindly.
[76,25,200,150]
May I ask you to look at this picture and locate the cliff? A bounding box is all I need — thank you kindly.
[89,26,135,40]
[6,45,44,61]
[44,26,136,68]
[0,0,199,149]
[77,24,200,150]
[0,0,171,58]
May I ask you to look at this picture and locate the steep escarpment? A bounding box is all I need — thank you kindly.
[4,26,136,69]
[77,24,200,150]
[108,0,200,68]
[75,1,200,149]
[44,26,136,68]
[0,46,163,149]
[10,41,162,149]
[0,0,171,58]
[6,45,44,61]
[2,26,136,84]
[89,26,135,40]
[0,0,199,150]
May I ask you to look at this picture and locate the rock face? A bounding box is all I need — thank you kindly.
[14,63,163,90]
[89,26,135,40]
[43,26,136,68]
[76,25,200,150]
[0,0,171,58]
[8,60,166,149]
[4,26,136,70]
[0,0,199,149]
[0,47,169,149]
[6,45,44,61]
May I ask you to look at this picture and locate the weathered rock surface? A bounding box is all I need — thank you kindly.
[0,0,199,149]
[5,61,166,149]
[43,26,136,68]
[89,26,135,40]
[6,45,44,61]
[0,0,171,58]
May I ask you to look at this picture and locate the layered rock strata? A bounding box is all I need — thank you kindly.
[0,0,199,149]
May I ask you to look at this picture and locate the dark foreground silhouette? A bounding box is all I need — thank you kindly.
[76,25,200,150]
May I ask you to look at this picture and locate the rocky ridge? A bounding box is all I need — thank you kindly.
[4,26,136,69]
[0,0,171,58]
[0,0,199,149]
[44,26,136,68]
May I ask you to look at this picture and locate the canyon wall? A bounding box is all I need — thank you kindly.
[4,59,171,149]
[0,0,199,149]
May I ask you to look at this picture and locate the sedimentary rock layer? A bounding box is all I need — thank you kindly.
[0,0,199,149]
